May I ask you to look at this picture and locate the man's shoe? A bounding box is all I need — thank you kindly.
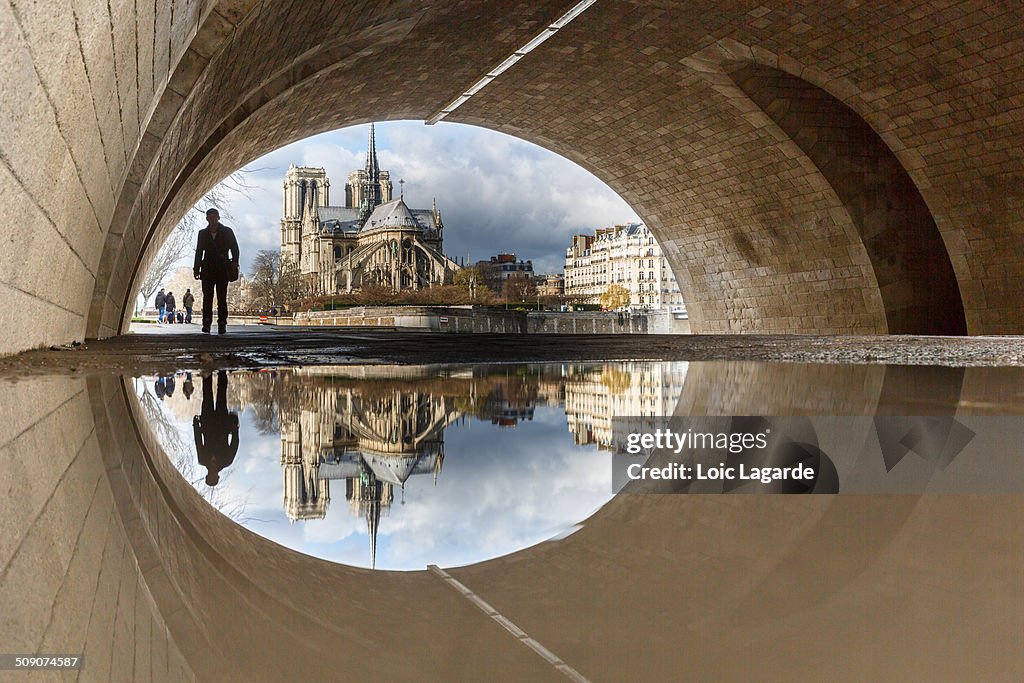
[217,326,226,335]
[201,327,210,334]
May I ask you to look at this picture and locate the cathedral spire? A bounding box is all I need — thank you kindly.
[365,123,379,182]
[359,123,383,223]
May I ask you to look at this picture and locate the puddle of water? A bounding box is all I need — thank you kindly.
[131,362,688,570]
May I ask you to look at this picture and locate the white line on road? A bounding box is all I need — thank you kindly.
[427,564,593,683]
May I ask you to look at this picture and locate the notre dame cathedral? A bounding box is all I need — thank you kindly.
[280,124,461,295]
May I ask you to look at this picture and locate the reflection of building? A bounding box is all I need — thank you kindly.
[280,383,459,567]
[564,223,685,310]
[213,362,688,566]
[563,362,688,449]
[481,377,538,427]
[280,124,461,296]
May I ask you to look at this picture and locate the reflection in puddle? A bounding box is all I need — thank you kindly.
[133,363,688,570]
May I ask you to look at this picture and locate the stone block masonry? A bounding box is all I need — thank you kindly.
[1,1,1021,351]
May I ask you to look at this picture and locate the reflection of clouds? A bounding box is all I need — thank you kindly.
[362,409,612,569]
[140,379,615,570]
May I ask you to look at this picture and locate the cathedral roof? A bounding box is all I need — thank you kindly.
[362,452,439,486]
[365,198,420,230]
[318,206,361,222]
[311,201,441,235]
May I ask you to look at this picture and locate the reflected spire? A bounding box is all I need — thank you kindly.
[366,497,381,570]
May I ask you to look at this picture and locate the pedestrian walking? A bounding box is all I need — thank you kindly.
[183,289,195,324]
[155,288,166,325]
[165,291,176,324]
[193,208,240,335]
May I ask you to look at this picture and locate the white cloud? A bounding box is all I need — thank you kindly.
[175,121,638,276]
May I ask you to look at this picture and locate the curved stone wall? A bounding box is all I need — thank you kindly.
[3,366,1024,680]
[2,0,1022,353]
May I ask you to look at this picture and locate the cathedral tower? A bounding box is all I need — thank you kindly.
[281,164,329,266]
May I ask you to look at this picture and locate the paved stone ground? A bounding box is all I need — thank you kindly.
[1,325,1023,378]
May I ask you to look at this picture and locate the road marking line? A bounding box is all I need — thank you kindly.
[427,564,592,683]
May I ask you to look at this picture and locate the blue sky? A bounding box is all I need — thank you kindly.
[205,120,639,275]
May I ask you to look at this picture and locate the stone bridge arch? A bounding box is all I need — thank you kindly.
[1,1,1021,353]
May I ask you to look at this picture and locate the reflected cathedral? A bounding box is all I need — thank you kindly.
[281,376,460,567]
[218,364,688,568]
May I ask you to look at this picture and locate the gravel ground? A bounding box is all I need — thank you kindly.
[1,325,1022,378]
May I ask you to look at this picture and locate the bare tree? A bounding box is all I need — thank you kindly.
[503,276,538,302]
[138,170,255,312]
[248,250,305,310]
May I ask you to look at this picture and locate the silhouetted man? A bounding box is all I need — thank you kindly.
[193,208,239,335]
[193,371,239,487]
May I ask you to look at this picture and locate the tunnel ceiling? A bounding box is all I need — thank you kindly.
[2,0,1023,353]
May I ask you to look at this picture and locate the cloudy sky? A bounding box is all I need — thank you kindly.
[201,120,639,275]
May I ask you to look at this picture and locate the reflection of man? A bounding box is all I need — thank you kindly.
[193,371,239,487]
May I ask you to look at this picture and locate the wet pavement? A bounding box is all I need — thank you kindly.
[4,333,1024,681]
[134,363,677,570]
[2,325,1024,378]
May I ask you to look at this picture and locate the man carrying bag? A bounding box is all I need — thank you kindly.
[193,208,240,334]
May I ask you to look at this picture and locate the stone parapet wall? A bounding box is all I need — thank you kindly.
[228,307,691,335]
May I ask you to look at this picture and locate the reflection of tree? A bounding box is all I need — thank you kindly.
[227,370,306,435]
[133,377,253,523]
[599,367,633,395]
